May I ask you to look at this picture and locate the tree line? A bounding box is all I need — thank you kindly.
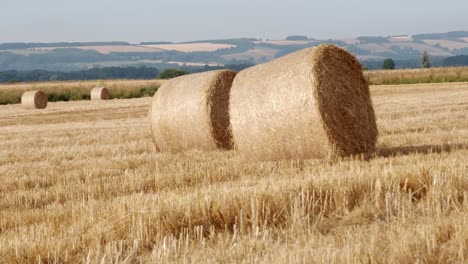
[372,52,468,70]
[0,42,130,50]
[0,64,254,83]
[0,66,159,83]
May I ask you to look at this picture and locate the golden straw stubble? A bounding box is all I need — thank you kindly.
[91,87,110,100]
[150,70,237,152]
[21,90,48,109]
[229,44,378,161]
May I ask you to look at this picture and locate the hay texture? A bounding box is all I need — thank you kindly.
[150,70,237,152]
[230,44,378,160]
[21,91,48,109]
[91,87,110,100]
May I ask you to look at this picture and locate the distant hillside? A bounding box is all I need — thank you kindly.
[0,42,130,50]
[1,30,468,71]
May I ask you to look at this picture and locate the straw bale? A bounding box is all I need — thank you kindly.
[150,70,237,152]
[229,44,378,160]
[21,90,48,109]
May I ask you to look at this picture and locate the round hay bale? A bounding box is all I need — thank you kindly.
[150,70,237,152]
[91,87,110,100]
[21,90,48,109]
[230,44,378,160]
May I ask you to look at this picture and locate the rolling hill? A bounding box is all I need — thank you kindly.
[1,31,468,71]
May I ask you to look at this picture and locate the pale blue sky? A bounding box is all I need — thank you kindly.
[1,0,467,43]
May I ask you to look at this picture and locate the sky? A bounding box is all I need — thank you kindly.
[1,0,467,43]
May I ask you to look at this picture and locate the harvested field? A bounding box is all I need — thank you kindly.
[141,43,235,52]
[422,39,468,50]
[389,35,413,42]
[0,82,467,263]
[255,40,311,45]
[384,42,451,56]
[222,47,278,61]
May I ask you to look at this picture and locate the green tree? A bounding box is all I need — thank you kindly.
[382,58,395,70]
[157,69,190,79]
[421,51,431,68]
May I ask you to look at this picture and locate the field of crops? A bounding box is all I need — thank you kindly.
[2,67,468,106]
[0,81,466,263]
[365,67,468,85]
[0,79,165,105]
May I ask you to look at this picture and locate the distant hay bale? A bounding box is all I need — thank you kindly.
[150,70,237,152]
[230,44,378,160]
[21,91,48,109]
[91,87,110,100]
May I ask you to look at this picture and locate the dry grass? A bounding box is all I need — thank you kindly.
[365,67,468,85]
[0,79,165,105]
[0,82,467,263]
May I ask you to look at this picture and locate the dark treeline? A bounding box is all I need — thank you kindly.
[139,42,173,45]
[0,42,130,50]
[362,55,468,70]
[285,36,309,41]
[443,55,468,66]
[0,64,254,83]
[0,66,159,83]
[0,48,251,71]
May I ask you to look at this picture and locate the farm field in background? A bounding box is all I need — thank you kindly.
[0,79,165,105]
[29,45,166,54]
[0,82,466,263]
[365,66,468,85]
[2,66,468,105]
[141,43,235,52]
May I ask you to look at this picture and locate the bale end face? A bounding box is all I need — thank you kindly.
[21,91,48,109]
[311,44,378,158]
[207,70,237,150]
[91,87,110,101]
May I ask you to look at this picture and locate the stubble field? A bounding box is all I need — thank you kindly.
[0,82,467,263]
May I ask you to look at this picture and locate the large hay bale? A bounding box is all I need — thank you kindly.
[91,87,110,100]
[230,44,378,160]
[21,90,48,109]
[150,70,237,152]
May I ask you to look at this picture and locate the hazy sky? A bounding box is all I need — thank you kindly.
[1,0,467,43]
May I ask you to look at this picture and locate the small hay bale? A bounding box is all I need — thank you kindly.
[229,44,378,160]
[21,90,48,109]
[150,70,237,152]
[91,87,110,100]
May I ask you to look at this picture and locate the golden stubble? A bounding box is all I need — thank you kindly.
[0,82,467,263]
